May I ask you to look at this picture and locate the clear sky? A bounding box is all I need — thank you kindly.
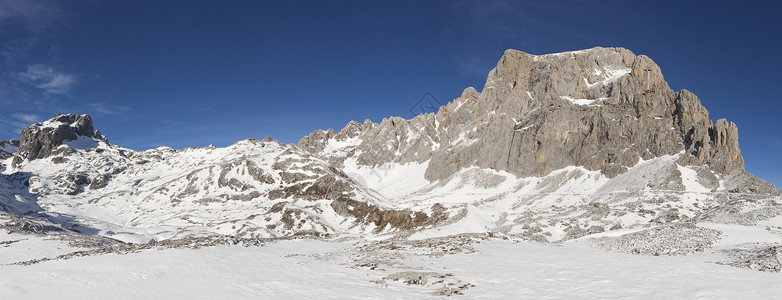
[0,0,779,187]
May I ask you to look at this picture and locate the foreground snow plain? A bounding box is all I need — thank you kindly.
[3,234,782,299]
[4,149,782,298]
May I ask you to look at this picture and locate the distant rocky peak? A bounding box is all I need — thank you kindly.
[31,114,96,137]
[297,128,336,153]
[334,121,365,141]
[460,86,480,100]
[12,114,106,167]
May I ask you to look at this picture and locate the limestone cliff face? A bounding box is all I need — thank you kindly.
[298,128,336,153]
[300,47,746,182]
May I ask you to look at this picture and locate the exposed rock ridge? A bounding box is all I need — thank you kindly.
[12,114,104,167]
[300,47,747,182]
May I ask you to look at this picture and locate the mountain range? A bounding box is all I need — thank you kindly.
[2,48,781,285]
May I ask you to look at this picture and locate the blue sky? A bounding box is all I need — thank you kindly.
[0,0,780,187]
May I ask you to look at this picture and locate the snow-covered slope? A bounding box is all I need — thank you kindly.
[5,238,782,299]
[319,142,782,244]
[4,129,444,242]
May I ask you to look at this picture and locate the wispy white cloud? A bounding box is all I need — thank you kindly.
[87,102,129,116]
[0,113,40,137]
[17,64,77,95]
[0,0,70,139]
[0,0,61,32]
[10,113,40,123]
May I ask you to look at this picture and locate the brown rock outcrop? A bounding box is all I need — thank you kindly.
[12,114,101,167]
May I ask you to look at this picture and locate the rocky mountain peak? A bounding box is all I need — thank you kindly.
[438,46,743,179]
[298,128,336,153]
[479,47,666,113]
[12,114,105,167]
[300,47,747,184]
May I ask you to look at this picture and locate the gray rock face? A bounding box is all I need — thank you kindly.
[298,129,335,153]
[88,173,111,190]
[301,47,749,182]
[12,114,102,167]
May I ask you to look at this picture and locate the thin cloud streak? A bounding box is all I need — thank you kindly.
[17,64,77,95]
[0,0,62,32]
[0,115,36,136]
[10,113,40,123]
[87,102,129,116]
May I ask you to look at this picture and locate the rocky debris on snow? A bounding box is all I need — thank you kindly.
[373,271,474,296]
[431,284,475,297]
[0,214,67,234]
[8,233,330,266]
[330,199,449,231]
[360,234,482,260]
[717,243,782,272]
[590,223,722,256]
[695,198,782,226]
[0,212,126,250]
[292,234,492,296]
[720,170,781,195]
[381,271,444,286]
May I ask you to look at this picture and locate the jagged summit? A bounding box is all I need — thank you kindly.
[34,114,96,136]
[463,46,743,177]
[301,46,749,185]
[12,114,106,167]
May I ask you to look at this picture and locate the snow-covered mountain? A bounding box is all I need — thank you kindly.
[2,47,782,297]
[298,47,780,242]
